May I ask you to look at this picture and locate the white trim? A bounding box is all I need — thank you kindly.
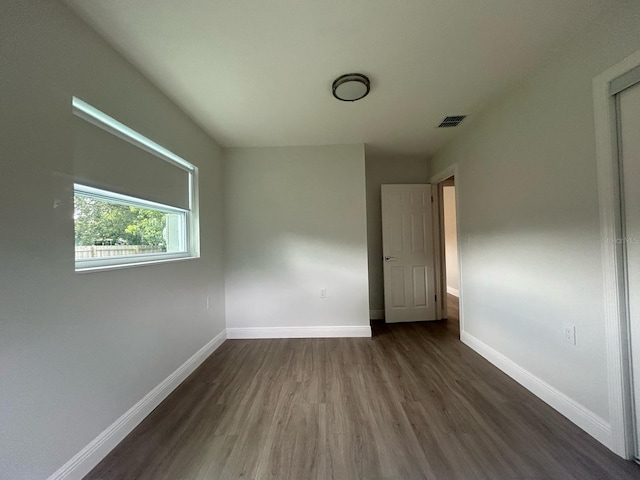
[446,286,460,297]
[370,309,385,320]
[461,331,613,449]
[610,64,640,96]
[431,183,446,320]
[428,164,458,186]
[75,254,197,274]
[227,325,372,339]
[47,329,227,480]
[593,49,640,459]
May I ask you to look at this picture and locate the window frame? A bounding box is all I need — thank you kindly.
[72,97,200,273]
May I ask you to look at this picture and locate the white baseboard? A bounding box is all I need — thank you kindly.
[47,329,227,480]
[227,325,372,339]
[370,309,385,320]
[447,286,460,297]
[460,331,612,449]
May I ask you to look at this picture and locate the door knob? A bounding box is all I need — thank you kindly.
[384,256,397,262]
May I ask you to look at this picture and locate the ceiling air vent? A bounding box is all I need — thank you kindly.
[438,115,467,128]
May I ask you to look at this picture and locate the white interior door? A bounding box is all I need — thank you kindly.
[381,184,437,323]
[619,80,640,460]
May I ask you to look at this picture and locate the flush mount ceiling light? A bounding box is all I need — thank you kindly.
[332,73,370,102]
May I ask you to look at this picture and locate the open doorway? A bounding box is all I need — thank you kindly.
[441,177,459,299]
[439,177,460,328]
[431,168,462,333]
[439,177,460,330]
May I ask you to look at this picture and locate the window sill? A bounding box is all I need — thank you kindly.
[75,253,199,274]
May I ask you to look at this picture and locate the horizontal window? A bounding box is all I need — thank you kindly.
[74,185,191,271]
[72,97,200,272]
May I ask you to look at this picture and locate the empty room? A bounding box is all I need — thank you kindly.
[4,0,640,479]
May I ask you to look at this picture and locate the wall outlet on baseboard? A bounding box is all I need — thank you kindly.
[320,288,327,298]
[564,326,576,345]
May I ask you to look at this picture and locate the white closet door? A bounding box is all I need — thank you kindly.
[619,80,640,459]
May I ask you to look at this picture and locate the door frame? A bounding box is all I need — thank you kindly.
[593,48,640,459]
[429,164,463,333]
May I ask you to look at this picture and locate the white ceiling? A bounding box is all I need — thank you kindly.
[63,0,611,157]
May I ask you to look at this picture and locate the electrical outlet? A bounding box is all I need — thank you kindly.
[564,326,576,345]
[320,288,327,298]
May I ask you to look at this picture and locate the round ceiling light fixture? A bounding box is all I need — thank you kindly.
[332,73,370,102]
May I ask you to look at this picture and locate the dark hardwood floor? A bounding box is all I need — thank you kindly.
[85,295,639,479]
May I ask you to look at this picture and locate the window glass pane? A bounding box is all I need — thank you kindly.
[74,192,186,261]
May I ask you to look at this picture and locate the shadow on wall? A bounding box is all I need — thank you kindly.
[226,233,370,328]
[459,220,607,414]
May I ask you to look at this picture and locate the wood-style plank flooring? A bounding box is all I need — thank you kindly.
[85,296,639,479]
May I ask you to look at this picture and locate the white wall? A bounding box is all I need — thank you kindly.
[443,186,459,295]
[429,0,640,437]
[0,2,225,479]
[365,154,428,316]
[224,145,370,336]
